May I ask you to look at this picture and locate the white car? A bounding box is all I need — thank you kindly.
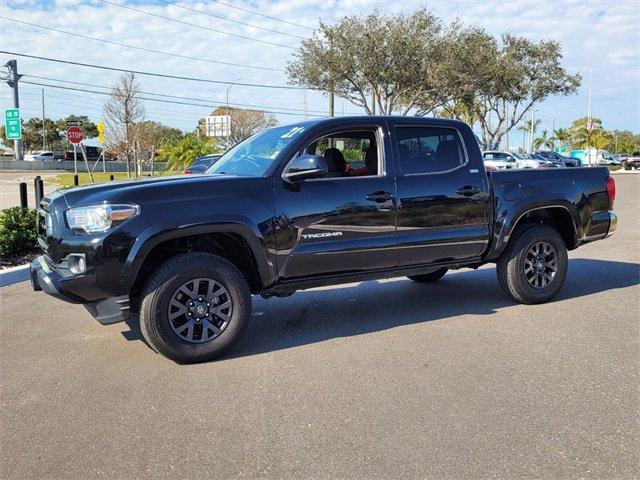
[25,151,55,161]
[483,150,548,169]
[481,152,515,171]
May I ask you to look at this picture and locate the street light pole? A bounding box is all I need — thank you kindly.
[5,59,23,161]
[41,89,46,151]
[225,77,242,151]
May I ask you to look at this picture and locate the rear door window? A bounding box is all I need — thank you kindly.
[395,126,466,174]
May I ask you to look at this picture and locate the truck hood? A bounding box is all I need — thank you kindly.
[52,174,243,208]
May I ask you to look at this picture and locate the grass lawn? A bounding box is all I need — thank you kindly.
[46,171,182,187]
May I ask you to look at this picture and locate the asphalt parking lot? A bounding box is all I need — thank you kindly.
[1,174,638,479]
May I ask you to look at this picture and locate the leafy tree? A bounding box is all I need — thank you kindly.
[287,8,452,115]
[132,121,183,151]
[590,130,613,150]
[457,33,581,149]
[55,115,98,141]
[0,118,61,153]
[159,134,219,170]
[609,130,640,154]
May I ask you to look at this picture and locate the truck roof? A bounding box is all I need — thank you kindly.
[291,115,470,129]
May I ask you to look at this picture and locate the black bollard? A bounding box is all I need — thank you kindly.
[19,182,28,209]
[37,178,44,206]
[109,174,114,181]
[73,174,79,186]
[34,176,42,207]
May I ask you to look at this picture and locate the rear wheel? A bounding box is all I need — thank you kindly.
[497,225,568,304]
[139,252,251,363]
[408,268,448,283]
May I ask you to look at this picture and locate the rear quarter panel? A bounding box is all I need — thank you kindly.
[486,167,611,260]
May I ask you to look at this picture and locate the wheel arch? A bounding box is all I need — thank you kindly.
[123,221,276,310]
[487,202,580,261]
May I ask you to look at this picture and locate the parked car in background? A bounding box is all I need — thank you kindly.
[25,151,56,161]
[530,153,565,168]
[483,150,548,169]
[621,152,640,170]
[534,150,581,167]
[184,154,222,174]
[64,146,104,162]
[571,149,620,167]
[481,151,516,171]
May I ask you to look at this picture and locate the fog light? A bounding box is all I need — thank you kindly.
[68,254,86,275]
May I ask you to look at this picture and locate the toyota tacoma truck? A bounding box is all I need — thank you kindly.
[31,116,618,363]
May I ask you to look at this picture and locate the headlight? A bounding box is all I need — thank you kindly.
[65,204,139,234]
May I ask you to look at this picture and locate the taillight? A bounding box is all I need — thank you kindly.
[485,164,496,171]
[184,169,192,174]
[605,176,616,208]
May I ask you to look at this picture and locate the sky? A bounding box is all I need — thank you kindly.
[1,0,639,146]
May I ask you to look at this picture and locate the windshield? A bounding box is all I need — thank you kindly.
[206,124,307,176]
[511,152,527,159]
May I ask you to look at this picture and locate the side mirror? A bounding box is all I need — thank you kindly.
[283,154,328,182]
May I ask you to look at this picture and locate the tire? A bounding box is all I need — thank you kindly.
[408,268,448,283]
[139,252,252,363]
[496,224,568,304]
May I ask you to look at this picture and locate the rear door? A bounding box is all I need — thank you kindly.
[273,121,398,280]
[392,122,490,266]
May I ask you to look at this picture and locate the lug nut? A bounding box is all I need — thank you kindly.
[188,312,192,316]
[198,297,203,302]
[206,302,211,307]
[188,301,194,307]
[205,312,210,317]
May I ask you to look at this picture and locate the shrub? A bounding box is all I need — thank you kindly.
[0,207,38,258]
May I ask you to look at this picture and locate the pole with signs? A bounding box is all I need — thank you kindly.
[97,121,106,173]
[79,144,94,183]
[4,108,22,146]
[67,126,84,175]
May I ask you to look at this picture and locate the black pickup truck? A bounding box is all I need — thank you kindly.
[31,116,617,362]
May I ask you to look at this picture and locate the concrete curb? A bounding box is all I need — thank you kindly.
[0,264,30,287]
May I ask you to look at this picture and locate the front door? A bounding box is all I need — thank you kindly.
[274,124,397,280]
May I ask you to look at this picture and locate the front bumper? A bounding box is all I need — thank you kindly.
[30,256,130,324]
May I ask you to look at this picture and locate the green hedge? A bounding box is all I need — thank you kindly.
[0,207,38,258]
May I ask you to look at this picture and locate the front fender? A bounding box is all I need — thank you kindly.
[121,214,277,289]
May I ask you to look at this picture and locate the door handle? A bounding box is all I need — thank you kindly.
[366,191,394,203]
[456,186,480,197]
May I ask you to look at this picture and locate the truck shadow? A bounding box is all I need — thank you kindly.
[226,258,639,360]
[122,258,639,359]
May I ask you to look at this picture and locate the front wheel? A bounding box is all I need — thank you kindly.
[497,225,568,304]
[139,252,252,363]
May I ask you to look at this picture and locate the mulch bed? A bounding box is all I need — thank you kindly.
[0,251,39,270]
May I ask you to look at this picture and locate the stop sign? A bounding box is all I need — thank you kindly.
[67,126,84,144]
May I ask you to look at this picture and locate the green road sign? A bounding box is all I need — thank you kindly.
[4,108,22,140]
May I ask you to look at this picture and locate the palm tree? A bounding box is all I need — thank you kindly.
[533,130,556,150]
[517,119,542,136]
[554,128,571,148]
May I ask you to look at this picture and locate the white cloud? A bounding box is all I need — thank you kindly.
[1,0,638,134]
